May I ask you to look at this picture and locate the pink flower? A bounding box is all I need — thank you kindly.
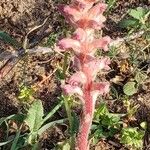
[76,3,107,29]
[73,28,88,41]
[60,2,107,29]
[68,71,87,86]
[62,84,83,96]
[92,36,112,51]
[62,71,87,97]
[58,29,111,55]
[98,57,111,70]
[75,0,98,6]
[82,57,111,80]
[58,38,80,53]
[91,82,110,102]
[92,82,110,94]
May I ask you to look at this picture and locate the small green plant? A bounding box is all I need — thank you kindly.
[135,71,147,84]
[18,85,34,102]
[105,0,116,13]
[92,103,122,144]
[119,7,150,33]
[0,99,65,149]
[108,46,119,59]
[56,141,71,150]
[120,127,144,149]
[123,70,147,96]
[123,97,139,120]
[123,81,138,96]
[25,99,65,146]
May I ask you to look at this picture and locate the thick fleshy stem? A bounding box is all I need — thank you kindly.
[76,90,94,150]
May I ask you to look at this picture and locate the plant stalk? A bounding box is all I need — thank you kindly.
[76,91,95,150]
[63,95,75,149]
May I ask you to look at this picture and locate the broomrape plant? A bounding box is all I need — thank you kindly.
[56,0,111,149]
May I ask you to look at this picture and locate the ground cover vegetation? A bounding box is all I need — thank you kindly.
[0,0,150,149]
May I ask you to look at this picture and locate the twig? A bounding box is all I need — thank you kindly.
[110,30,145,47]
[37,68,57,87]
[23,17,50,50]
[0,46,53,61]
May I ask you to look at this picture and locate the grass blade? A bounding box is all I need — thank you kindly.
[10,130,21,150]
[42,100,63,123]
[0,115,15,126]
[38,118,67,136]
[0,139,13,146]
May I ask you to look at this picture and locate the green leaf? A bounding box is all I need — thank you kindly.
[38,119,67,136]
[32,143,40,150]
[93,127,104,139]
[0,139,13,146]
[0,31,21,48]
[140,122,147,129]
[43,100,63,123]
[56,69,65,80]
[0,114,16,126]
[25,100,44,132]
[56,141,71,150]
[129,7,147,20]
[120,127,144,149]
[62,142,70,150]
[71,112,79,134]
[106,0,116,12]
[94,103,109,120]
[135,71,147,84]
[10,130,21,150]
[119,19,139,28]
[101,114,121,128]
[123,82,138,96]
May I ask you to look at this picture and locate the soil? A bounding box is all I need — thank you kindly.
[0,0,150,149]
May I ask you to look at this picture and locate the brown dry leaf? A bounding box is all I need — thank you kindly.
[118,59,130,74]
[94,140,111,150]
[110,75,124,85]
[8,120,18,133]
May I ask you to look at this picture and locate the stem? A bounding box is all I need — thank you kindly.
[62,53,75,147]
[63,95,75,149]
[76,91,95,150]
[62,53,68,79]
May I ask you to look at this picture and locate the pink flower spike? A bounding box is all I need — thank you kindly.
[93,36,111,51]
[64,5,82,21]
[89,3,107,17]
[73,28,87,41]
[99,57,111,70]
[58,38,81,53]
[62,84,83,96]
[75,0,98,6]
[74,0,96,9]
[57,0,111,149]
[68,71,87,86]
[83,57,110,80]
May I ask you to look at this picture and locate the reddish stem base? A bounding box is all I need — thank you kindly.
[75,91,94,150]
